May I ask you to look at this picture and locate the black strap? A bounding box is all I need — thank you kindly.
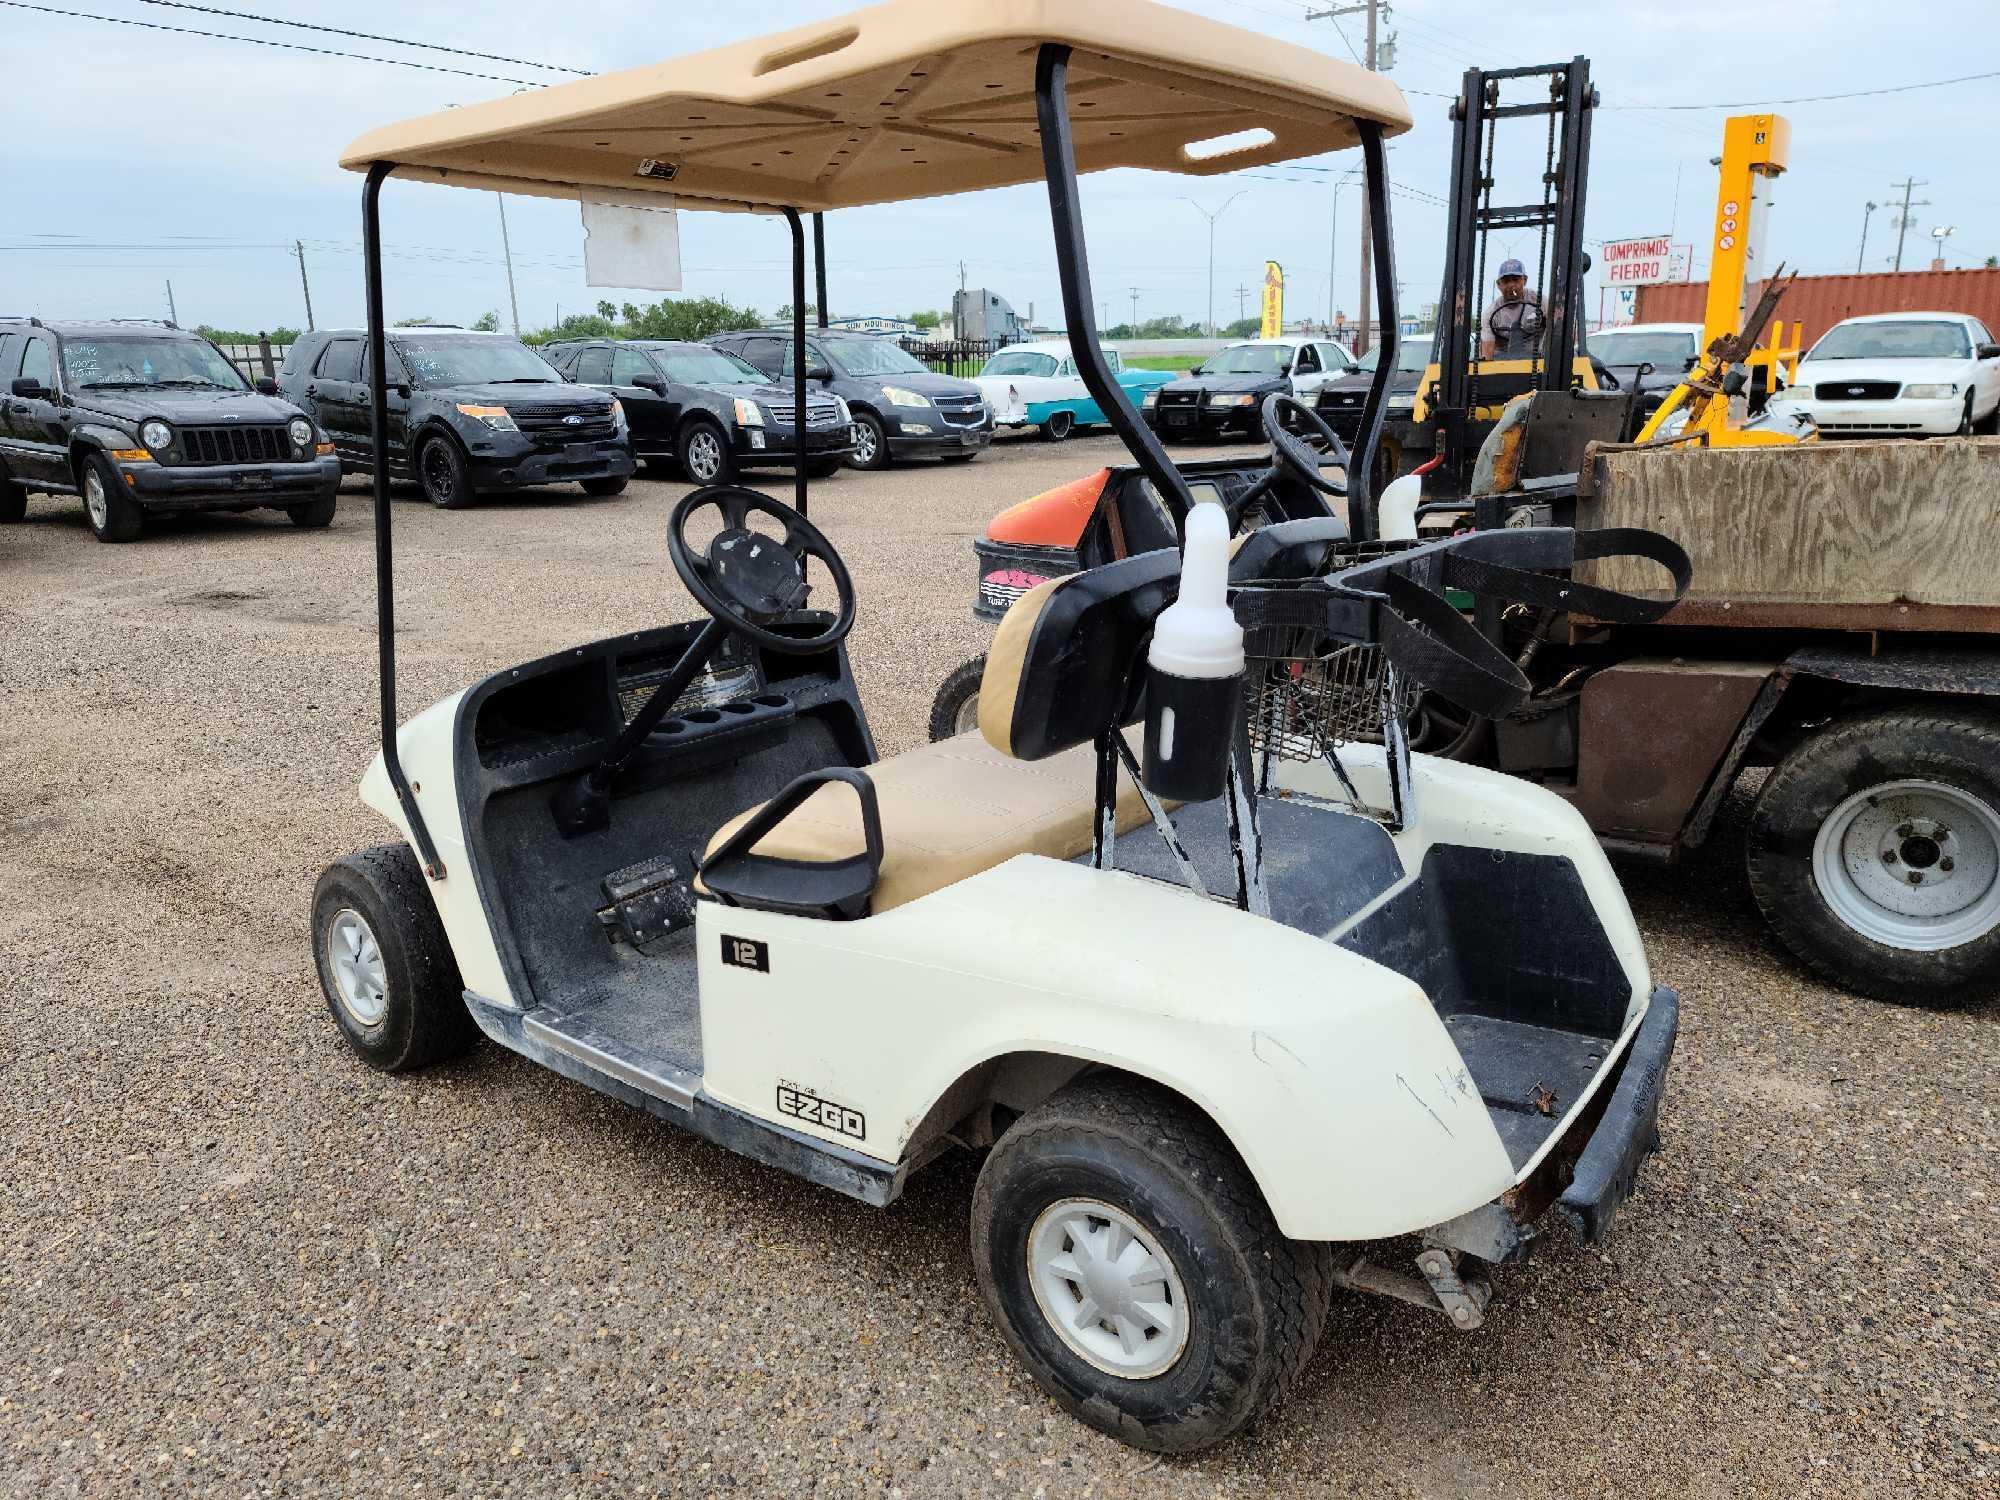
[1377,570,1530,718]
[1435,527,1690,624]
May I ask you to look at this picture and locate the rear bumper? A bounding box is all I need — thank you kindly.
[1555,986,1678,1242]
[124,454,341,511]
[466,442,633,491]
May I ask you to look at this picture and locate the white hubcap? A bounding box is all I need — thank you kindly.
[953,691,981,736]
[1813,779,2000,950]
[855,424,877,462]
[688,430,722,480]
[1027,1198,1189,1379]
[327,909,389,1027]
[83,468,108,527]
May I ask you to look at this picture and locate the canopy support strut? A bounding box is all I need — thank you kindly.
[782,207,809,518]
[1346,119,1398,541]
[1034,45,1197,523]
[813,213,830,329]
[362,161,445,879]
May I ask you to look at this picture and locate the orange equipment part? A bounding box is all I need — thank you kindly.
[985,469,1112,547]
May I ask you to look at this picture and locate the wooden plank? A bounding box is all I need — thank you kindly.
[1576,436,2000,615]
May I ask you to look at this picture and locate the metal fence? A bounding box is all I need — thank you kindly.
[216,339,295,383]
[896,337,1008,377]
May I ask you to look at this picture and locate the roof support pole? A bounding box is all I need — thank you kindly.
[1033,43,1197,524]
[361,160,445,878]
[782,207,809,518]
[1346,119,1398,541]
[813,213,830,329]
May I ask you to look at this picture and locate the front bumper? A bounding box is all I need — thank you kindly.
[736,423,856,466]
[1775,396,1962,436]
[465,440,634,491]
[123,453,341,511]
[1147,401,1262,438]
[887,418,992,457]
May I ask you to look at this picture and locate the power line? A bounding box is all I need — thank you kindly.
[138,1,594,75]
[0,2,541,84]
[1603,69,2000,111]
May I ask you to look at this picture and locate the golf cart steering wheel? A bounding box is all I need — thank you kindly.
[668,486,857,653]
[1262,393,1348,497]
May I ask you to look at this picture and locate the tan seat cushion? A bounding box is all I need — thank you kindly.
[702,732,1155,914]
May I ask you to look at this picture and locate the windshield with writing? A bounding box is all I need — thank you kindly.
[1807,321,1970,361]
[1204,344,1291,376]
[828,339,927,377]
[62,336,246,390]
[395,337,562,387]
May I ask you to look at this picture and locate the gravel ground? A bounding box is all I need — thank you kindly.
[1,432,1993,1498]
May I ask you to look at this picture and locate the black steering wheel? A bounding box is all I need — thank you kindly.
[668,486,857,653]
[1262,393,1348,497]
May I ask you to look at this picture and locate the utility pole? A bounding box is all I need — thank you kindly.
[1888,177,1929,273]
[1181,192,1246,336]
[958,259,968,292]
[164,279,178,326]
[1235,283,1250,326]
[1854,202,1879,276]
[1129,286,1140,329]
[495,194,521,334]
[294,239,316,330]
[1307,1,1391,353]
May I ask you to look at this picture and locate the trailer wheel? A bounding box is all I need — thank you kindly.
[970,1074,1332,1454]
[1747,708,2000,1006]
[311,844,478,1070]
[927,655,987,741]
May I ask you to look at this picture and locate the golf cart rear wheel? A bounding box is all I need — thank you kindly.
[1747,707,2000,1006]
[312,844,477,1071]
[971,1074,1333,1454]
[928,655,986,742]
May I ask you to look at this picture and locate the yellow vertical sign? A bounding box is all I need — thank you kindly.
[1259,261,1284,339]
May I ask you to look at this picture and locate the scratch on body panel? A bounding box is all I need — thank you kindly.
[1397,1073,1455,1138]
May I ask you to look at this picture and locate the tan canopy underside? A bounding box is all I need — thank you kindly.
[340,0,1411,212]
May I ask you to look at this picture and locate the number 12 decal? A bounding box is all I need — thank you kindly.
[722,934,769,972]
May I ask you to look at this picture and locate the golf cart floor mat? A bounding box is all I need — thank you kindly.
[1074,794,1405,933]
[1442,1014,1615,1168]
[545,926,704,1077]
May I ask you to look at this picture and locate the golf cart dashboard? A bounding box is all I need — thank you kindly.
[464,615,867,791]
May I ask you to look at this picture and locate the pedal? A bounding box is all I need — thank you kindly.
[596,855,697,953]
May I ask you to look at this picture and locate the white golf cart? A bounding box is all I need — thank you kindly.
[315,0,1679,1454]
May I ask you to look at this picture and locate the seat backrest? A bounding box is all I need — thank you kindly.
[980,548,1180,761]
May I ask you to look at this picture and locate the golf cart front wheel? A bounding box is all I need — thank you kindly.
[928,655,986,742]
[312,844,478,1070]
[971,1074,1332,1454]
[1748,707,2000,1006]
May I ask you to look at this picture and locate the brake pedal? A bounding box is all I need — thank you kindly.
[596,855,697,953]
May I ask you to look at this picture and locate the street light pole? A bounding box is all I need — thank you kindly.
[1181,191,1246,336]
[1855,201,1879,275]
[1325,165,1360,335]
[495,193,521,334]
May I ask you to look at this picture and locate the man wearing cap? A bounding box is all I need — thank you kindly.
[1480,258,1546,359]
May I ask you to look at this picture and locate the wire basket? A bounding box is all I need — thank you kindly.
[1243,625,1414,763]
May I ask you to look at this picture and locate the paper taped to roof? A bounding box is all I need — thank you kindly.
[339,0,1412,212]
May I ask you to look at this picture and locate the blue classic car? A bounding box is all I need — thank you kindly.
[970,340,1176,440]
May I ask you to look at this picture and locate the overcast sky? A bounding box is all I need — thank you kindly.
[5,0,1994,336]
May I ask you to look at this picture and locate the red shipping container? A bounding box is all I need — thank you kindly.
[1632,267,2000,351]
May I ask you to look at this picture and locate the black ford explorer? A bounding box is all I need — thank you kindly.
[543,338,852,486]
[281,327,633,509]
[0,318,340,542]
[706,328,989,469]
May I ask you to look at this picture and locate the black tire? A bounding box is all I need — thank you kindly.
[1977,397,2000,437]
[1747,707,2000,1007]
[311,843,478,1071]
[1954,392,1976,437]
[677,419,734,486]
[1039,409,1076,442]
[971,1074,1333,1454]
[0,464,25,523]
[77,449,144,542]
[848,410,891,471]
[287,493,337,528]
[581,475,629,497]
[418,434,475,509]
[928,655,987,742]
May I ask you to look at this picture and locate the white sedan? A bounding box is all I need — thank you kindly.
[1771,311,2000,438]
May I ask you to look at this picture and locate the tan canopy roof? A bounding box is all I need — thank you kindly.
[340,0,1411,212]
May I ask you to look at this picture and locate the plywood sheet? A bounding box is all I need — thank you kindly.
[1577,436,2000,614]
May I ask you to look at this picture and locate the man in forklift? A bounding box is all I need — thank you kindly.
[1480,258,1546,358]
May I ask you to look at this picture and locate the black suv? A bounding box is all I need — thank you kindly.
[543,338,852,486]
[705,328,989,469]
[0,318,339,542]
[280,328,632,509]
